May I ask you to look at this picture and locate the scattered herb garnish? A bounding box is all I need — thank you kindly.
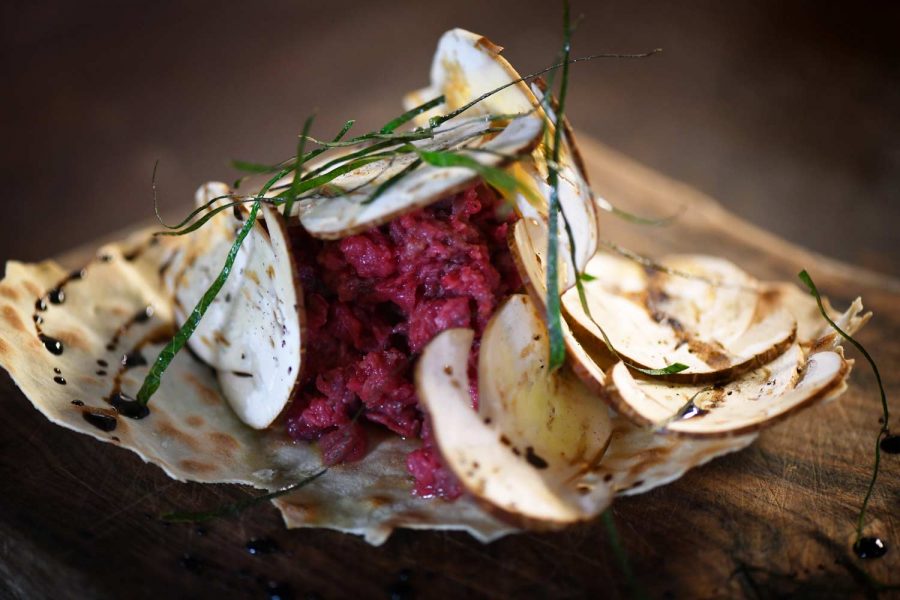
[798,269,890,550]
[160,469,327,523]
[135,2,662,408]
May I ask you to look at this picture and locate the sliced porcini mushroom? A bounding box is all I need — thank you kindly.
[416,294,613,527]
[608,343,851,437]
[403,28,538,124]
[163,182,303,429]
[295,113,542,239]
[561,253,797,384]
[405,27,599,276]
[605,288,869,437]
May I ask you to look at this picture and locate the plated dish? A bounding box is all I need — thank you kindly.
[0,27,872,545]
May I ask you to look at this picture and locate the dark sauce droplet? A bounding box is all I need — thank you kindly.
[122,350,148,369]
[39,334,64,355]
[97,359,108,367]
[35,298,47,312]
[48,288,65,304]
[53,376,66,385]
[33,314,43,325]
[71,399,84,406]
[880,435,900,454]
[854,537,887,559]
[96,370,107,376]
[53,367,61,374]
[245,537,280,556]
[82,411,117,432]
[109,393,150,420]
[263,581,293,600]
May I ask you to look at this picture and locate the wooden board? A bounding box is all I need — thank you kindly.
[1,138,897,599]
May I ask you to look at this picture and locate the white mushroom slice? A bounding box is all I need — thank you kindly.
[609,343,851,437]
[416,294,613,527]
[406,28,599,278]
[164,183,303,429]
[562,253,797,383]
[403,28,538,125]
[296,113,542,239]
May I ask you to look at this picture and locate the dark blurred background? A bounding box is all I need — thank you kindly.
[1,1,898,275]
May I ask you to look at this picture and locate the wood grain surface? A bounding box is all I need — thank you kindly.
[1,138,898,599]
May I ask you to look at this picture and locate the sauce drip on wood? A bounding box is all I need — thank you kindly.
[853,537,887,559]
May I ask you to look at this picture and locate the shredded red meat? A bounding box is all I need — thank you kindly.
[285,183,520,499]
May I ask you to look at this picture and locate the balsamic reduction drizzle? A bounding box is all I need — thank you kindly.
[121,350,148,369]
[109,392,150,420]
[853,537,887,559]
[82,411,117,432]
[39,334,64,356]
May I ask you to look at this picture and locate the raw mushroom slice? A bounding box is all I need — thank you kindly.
[608,343,851,437]
[403,28,538,125]
[405,27,599,278]
[605,277,869,437]
[163,183,303,429]
[295,113,543,239]
[561,252,797,384]
[416,294,613,527]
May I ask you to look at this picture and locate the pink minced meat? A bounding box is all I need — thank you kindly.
[285,183,521,499]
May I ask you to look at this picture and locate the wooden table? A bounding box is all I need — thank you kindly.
[1,138,898,599]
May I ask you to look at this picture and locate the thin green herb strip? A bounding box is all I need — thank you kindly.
[160,469,328,523]
[543,0,573,371]
[798,269,888,544]
[381,95,445,133]
[137,201,261,405]
[283,114,316,217]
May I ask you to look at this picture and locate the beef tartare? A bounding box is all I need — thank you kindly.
[286,183,521,498]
